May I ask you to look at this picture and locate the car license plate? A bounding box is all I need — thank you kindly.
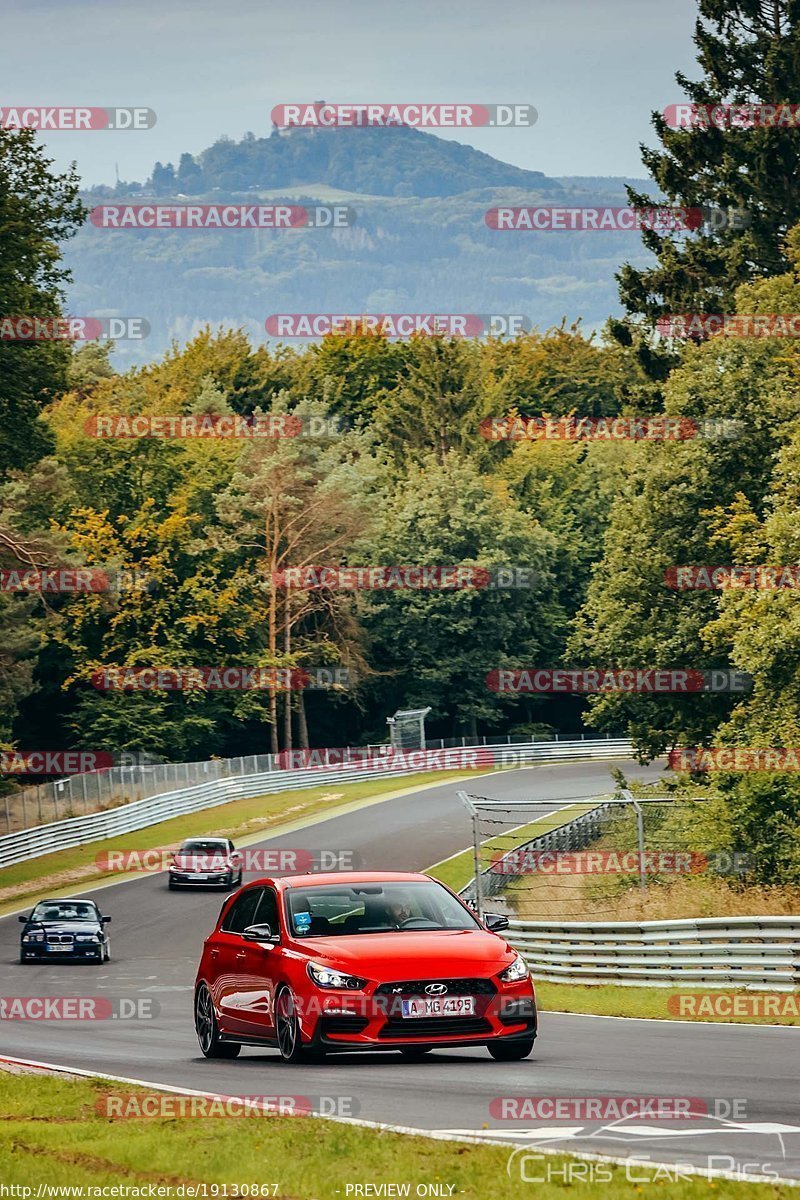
[189,873,208,880]
[401,996,475,1018]
[48,945,71,951]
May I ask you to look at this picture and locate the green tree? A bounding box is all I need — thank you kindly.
[0,128,86,473]
[361,453,563,735]
[177,152,204,194]
[619,0,800,328]
[570,328,800,758]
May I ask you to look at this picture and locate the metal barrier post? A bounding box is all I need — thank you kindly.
[457,790,483,919]
[626,793,647,892]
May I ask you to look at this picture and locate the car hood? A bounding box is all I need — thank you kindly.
[26,921,101,934]
[296,929,514,979]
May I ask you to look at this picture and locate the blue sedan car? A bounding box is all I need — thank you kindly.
[19,898,111,963]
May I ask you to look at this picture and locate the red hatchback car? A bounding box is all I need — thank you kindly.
[194,871,536,1063]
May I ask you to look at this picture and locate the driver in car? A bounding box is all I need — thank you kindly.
[385,897,413,926]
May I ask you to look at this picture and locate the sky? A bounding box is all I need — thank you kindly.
[4,0,700,187]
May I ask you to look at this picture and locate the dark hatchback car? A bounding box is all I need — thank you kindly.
[18,899,111,963]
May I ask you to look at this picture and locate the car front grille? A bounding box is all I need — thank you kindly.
[47,935,74,945]
[374,978,497,997]
[378,1017,491,1039]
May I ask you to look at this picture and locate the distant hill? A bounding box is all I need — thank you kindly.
[91,125,564,201]
[70,128,658,366]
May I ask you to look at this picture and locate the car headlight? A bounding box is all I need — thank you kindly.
[76,934,101,942]
[307,962,366,990]
[23,933,44,943]
[498,953,529,983]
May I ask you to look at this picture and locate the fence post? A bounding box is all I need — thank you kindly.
[630,796,647,892]
[457,790,483,920]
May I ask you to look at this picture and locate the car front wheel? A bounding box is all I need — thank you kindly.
[195,983,240,1059]
[275,986,311,1063]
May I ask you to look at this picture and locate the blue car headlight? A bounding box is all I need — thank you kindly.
[23,932,44,943]
[76,933,101,943]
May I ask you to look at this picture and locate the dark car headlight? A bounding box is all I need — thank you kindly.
[498,953,530,983]
[22,932,44,943]
[75,933,101,943]
[307,962,367,990]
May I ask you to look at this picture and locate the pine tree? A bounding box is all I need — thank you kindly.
[618,0,800,327]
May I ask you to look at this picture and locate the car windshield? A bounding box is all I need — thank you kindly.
[285,881,481,938]
[30,902,97,922]
[179,840,228,854]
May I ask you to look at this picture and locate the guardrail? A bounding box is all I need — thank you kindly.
[508,916,800,992]
[0,738,633,870]
[1,732,628,834]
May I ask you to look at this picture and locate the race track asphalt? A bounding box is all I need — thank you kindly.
[1,759,798,1181]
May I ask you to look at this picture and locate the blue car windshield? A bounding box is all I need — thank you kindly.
[30,902,98,922]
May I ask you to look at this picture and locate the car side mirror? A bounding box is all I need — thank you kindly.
[18,914,29,923]
[101,916,111,924]
[485,913,509,932]
[242,923,279,945]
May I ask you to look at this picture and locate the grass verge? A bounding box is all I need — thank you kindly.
[0,1068,793,1198]
[535,981,800,1025]
[0,769,474,917]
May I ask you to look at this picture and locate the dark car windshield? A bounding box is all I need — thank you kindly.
[179,840,228,854]
[30,902,98,923]
[285,881,481,938]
